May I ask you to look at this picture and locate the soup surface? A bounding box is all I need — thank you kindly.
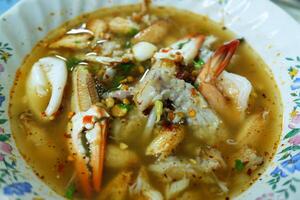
[9,3,282,200]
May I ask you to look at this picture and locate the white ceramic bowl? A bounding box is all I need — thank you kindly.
[1,0,300,199]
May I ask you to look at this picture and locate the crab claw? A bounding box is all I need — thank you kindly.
[27,57,67,118]
[86,118,108,192]
[197,39,240,84]
[69,106,110,197]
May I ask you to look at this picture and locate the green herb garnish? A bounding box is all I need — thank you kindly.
[65,183,76,199]
[66,57,82,71]
[118,103,132,111]
[235,159,245,172]
[110,75,125,90]
[118,63,135,74]
[193,59,205,69]
[128,28,139,37]
[124,40,132,49]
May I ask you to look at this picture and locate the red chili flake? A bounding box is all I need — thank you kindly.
[83,115,93,124]
[247,168,252,176]
[63,133,71,139]
[161,49,169,53]
[168,112,175,121]
[57,163,65,173]
[191,88,197,96]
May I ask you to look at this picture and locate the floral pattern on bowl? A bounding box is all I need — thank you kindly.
[0,0,300,199]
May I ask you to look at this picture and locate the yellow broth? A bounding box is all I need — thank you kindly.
[9,5,282,200]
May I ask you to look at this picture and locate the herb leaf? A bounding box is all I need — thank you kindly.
[235,159,245,171]
[193,59,205,69]
[65,183,76,199]
[118,63,135,74]
[124,41,132,49]
[66,57,82,71]
[111,75,125,90]
[128,28,139,37]
[119,103,132,111]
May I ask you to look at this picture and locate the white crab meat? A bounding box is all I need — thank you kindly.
[27,57,67,118]
[134,61,220,134]
[97,171,133,200]
[86,19,108,38]
[148,156,216,184]
[109,17,140,35]
[132,20,169,44]
[105,144,140,169]
[49,34,92,49]
[171,35,205,65]
[216,71,252,112]
[153,48,183,62]
[165,178,190,200]
[146,125,185,160]
[132,41,157,62]
[130,167,163,200]
[79,53,123,65]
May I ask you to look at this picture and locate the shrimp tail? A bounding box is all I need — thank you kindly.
[197,39,240,83]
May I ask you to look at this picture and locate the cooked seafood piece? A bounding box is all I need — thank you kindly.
[132,20,170,44]
[170,35,205,65]
[26,57,67,118]
[235,113,266,147]
[229,146,264,172]
[148,156,220,184]
[68,105,110,196]
[216,71,252,112]
[49,34,92,49]
[146,125,185,160]
[132,41,158,62]
[87,19,108,39]
[130,167,163,200]
[109,17,140,35]
[165,178,190,199]
[72,65,99,112]
[196,39,252,122]
[78,54,124,65]
[105,144,140,169]
[134,60,220,135]
[97,171,133,200]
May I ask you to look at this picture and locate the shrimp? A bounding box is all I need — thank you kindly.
[195,39,252,122]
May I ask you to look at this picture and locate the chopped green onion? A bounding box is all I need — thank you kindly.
[118,63,135,74]
[124,40,132,49]
[193,59,205,69]
[119,103,132,111]
[65,183,76,199]
[155,100,163,122]
[66,57,82,71]
[235,159,245,172]
[128,28,139,37]
[110,75,125,90]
